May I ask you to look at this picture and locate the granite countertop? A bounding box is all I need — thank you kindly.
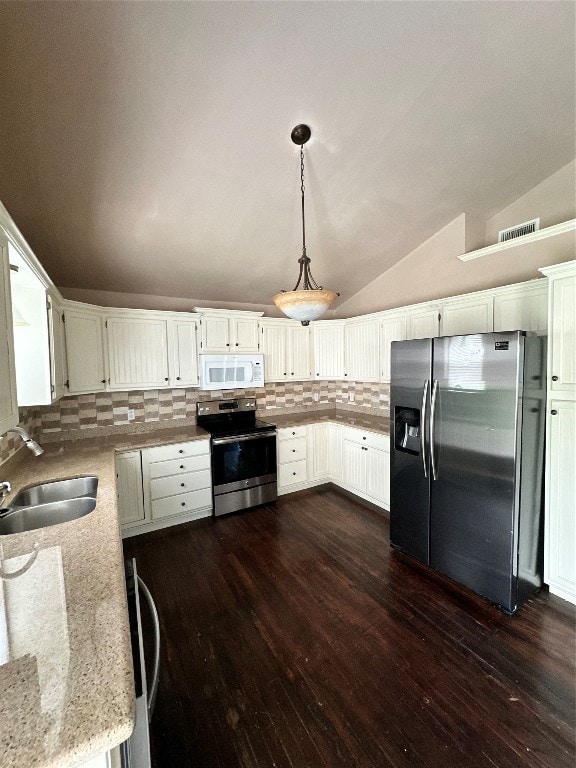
[262,408,390,436]
[0,425,210,768]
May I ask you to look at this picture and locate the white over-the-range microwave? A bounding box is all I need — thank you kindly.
[199,354,265,390]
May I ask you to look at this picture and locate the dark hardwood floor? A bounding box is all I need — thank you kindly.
[124,487,576,768]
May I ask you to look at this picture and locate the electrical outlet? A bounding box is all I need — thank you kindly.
[127,408,135,421]
[349,393,355,402]
[313,392,319,402]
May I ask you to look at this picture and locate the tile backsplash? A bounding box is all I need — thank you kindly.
[1,380,389,464]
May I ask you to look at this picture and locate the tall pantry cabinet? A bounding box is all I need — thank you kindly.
[540,261,576,606]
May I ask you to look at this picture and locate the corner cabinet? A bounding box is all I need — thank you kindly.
[312,321,345,379]
[539,261,576,606]
[0,235,19,434]
[344,318,379,381]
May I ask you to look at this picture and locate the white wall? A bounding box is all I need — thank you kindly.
[337,160,575,317]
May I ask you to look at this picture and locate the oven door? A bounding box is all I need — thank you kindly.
[212,431,277,493]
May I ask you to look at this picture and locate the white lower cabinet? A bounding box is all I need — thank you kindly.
[277,421,390,510]
[116,439,212,537]
[544,401,576,605]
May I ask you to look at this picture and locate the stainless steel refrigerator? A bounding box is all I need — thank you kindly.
[390,331,546,614]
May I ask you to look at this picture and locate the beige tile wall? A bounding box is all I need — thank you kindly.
[0,381,389,465]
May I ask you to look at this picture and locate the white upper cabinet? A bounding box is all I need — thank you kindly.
[47,294,68,401]
[196,309,261,353]
[106,315,170,390]
[287,324,311,380]
[171,319,199,387]
[260,321,287,382]
[0,236,19,434]
[380,313,407,383]
[406,305,440,339]
[547,268,576,394]
[493,283,548,334]
[344,318,379,381]
[64,303,107,394]
[440,296,494,336]
[313,321,345,379]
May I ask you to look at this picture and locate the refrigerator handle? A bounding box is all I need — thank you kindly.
[430,379,439,481]
[421,379,429,478]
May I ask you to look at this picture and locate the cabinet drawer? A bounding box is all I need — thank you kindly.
[278,437,307,463]
[148,453,210,479]
[279,459,308,487]
[342,426,389,452]
[151,487,212,520]
[145,440,209,464]
[278,425,307,440]
[150,469,211,501]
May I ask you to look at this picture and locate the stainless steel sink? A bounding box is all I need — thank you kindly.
[10,476,98,507]
[0,475,99,535]
[0,497,97,535]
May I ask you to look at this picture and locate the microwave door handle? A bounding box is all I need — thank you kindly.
[212,431,276,446]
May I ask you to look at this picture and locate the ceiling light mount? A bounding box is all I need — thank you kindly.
[272,124,339,326]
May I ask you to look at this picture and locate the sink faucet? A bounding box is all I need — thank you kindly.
[1,426,44,457]
[0,481,11,506]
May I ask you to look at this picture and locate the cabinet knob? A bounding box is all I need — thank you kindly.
[165,377,169,381]
[292,431,296,435]
[344,373,348,376]
[176,376,181,381]
[235,343,239,346]
[292,472,296,476]
[551,375,559,381]
[292,449,296,452]
[181,502,186,507]
[226,343,230,346]
[180,465,184,469]
[291,372,294,375]
[179,449,184,454]
[362,436,366,440]
[101,379,106,384]
[550,409,558,415]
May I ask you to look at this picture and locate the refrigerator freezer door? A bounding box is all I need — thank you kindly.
[429,332,522,611]
[390,338,432,564]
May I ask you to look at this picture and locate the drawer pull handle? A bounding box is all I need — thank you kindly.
[180,465,184,469]
[181,483,185,487]
[552,375,559,381]
[292,472,296,476]
[292,449,296,452]
[550,409,558,415]
[179,450,184,454]
[181,502,186,507]
[292,431,296,435]
[363,436,366,440]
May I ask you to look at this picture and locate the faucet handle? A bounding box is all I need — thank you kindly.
[0,481,11,500]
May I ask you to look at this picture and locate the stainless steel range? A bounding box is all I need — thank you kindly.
[197,398,277,517]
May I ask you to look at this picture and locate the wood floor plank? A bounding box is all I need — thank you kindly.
[124,487,576,768]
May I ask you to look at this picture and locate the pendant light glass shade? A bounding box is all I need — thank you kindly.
[273,124,338,325]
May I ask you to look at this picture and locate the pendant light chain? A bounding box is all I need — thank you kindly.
[293,141,322,291]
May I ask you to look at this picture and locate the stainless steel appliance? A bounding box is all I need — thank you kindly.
[199,354,265,390]
[390,331,546,614]
[197,397,277,516]
[121,559,160,767]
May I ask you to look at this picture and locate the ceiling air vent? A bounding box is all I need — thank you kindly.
[498,218,540,243]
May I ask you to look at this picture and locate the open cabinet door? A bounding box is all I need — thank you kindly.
[0,233,19,434]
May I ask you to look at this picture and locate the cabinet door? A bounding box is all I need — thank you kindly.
[115,451,145,526]
[230,316,259,352]
[0,238,18,433]
[65,306,106,394]
[494,287,548,334]
[47,297,68,401]
[407,307,440,340]
[328,423,342,481]
[380,314,407,383]
[550,275,576,393]
[342,436,366,493]
[288,324,311,380]
[545,400,576,604]
[261,323,287,382]
[307,423,329,481]
[313,323,345,379]
[172,320,199,386]
[201,315,230,352]
[366,446,390,508]
[345,319,379,381]
[107,316,169,389]
[441,297,493,336]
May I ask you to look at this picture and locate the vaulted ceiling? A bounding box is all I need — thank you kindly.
[0,1,574,308]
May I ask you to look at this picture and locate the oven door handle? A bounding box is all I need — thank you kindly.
[212,431,276,446]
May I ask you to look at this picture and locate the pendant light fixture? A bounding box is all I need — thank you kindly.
[272,124,339,325]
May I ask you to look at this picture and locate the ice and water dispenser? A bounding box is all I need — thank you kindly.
[394,406,421,454]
